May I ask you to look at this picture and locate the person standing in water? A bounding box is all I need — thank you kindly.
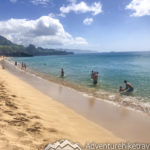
[93,72,98,85]
[61,68,64,78]
[91,70,94,79]
[123,80,134,92]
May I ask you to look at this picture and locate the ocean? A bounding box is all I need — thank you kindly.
[12,51,150,113]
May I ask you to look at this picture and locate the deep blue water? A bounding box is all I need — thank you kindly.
[13,52,150,101]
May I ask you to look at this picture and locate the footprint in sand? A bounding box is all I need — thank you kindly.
[46,128,58,133]
[0,137,9,142]
[26,122,42,134]
[16,113,41,121]
[11,95,17,98]
[5,101,18,109]
[8,116,29,126]
[0,96,7,100]
[17,113,27,116]
[3,110,15,116]
[29,115,41,119]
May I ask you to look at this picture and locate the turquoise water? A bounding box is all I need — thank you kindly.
[13,52,150,102]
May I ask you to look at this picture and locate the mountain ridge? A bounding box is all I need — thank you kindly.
[0,35,73,57]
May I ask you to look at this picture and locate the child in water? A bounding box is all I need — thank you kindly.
[119,86,124,93]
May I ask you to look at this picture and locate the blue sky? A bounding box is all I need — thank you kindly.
[0,0,150,52]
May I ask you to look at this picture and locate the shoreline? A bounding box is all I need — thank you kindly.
[9,58,150,115]
[1,58,150,143]
[0,59,122,149]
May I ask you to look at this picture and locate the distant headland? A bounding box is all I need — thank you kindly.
[0,35,73,57]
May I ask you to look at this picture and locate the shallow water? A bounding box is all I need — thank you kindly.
[13,52,150,101]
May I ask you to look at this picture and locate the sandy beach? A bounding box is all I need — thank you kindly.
[0,61,122,149]
[1,0,150,148]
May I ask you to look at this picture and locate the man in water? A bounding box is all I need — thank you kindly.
[93,72,98,85]
[61,68,64,78]
[123,80,134,92]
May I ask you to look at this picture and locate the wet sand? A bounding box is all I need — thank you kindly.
[2,59,150,143]
[0,60,122,149]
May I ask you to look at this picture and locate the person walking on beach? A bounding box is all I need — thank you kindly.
[21,62,27,70]
[21,62,24,69]
[15,61,17,66]
[24,63,26,70]
[61,68,64,78]
[123,80,134,92]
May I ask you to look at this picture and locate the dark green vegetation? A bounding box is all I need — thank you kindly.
[0,35,73,57]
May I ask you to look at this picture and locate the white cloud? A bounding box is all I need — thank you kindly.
[60,1,102,16]
[0,16,87,47]
[48,13,55,18]
[31,0,50,5]
[9,0,51,6]
[83,17,93,25]
[10,0,17,3]
[126,0,150,16]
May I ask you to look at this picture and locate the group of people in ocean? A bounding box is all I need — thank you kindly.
[61,68,99,85]
[91,70,134,93]
[14,61,27,70]
[14,62,134,94]
[61,68,134,93]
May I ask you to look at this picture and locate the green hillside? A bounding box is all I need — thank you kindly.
[0,35,73,57]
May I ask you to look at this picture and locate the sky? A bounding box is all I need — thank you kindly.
[0,0,150,52]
